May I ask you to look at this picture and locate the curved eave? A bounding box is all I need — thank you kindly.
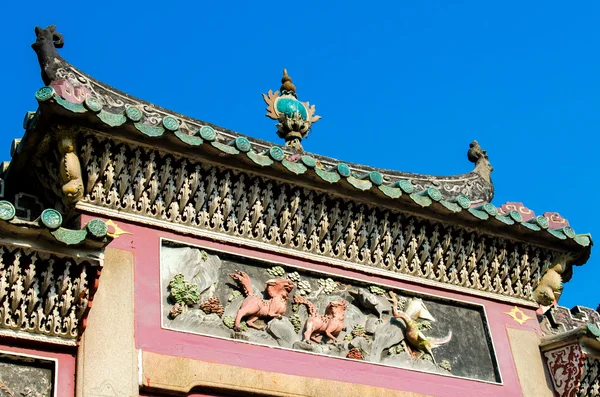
[33,61,495,203]
[6,98,590,268]
[0,201,112,256]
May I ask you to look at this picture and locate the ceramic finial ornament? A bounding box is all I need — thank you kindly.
[263,69,321,151]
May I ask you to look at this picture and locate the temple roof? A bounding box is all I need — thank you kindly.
[0,26,593,306]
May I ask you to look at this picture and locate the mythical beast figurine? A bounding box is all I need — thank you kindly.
[294,295,348,343]
[230,270,294,330]
[390,292,452,364]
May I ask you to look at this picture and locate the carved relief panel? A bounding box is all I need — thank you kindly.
[0,351,56,396]
[160,239,501,383]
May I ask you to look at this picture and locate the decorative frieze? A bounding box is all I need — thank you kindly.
[74,133,567,303]
[0,244,98,343]
[161,240,501,383]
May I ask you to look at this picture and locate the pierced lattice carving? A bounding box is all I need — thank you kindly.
[0,245,96,340]
[79,134,560,302]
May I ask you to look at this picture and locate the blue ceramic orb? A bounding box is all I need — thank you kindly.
[276,97,308,120]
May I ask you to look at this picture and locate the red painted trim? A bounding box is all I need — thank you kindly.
[84,214,542,397]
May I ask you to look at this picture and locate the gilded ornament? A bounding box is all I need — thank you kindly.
[504,306,533,325]
[105,219,132,239]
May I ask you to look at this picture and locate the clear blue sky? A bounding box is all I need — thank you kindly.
[2,1,598,308]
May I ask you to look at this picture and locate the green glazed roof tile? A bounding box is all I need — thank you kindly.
[347,176,372,191]
[410,192,433,208]
[336,163,351,177]
[440,200,462,213]
[84,97,103,112]
[315,168,341,183]
[234,137,252,152]
[247,151,274,167]
[519,222,541,231]
[135,123,164,137]
[175,131,203,146]
[0,201,16,221]
[55,95,86,113]
[282,160,307,175]
[268,147,285,162]
[51,227,88,245]
[378,184,402,199]
[301,155,317,168]
[162,116,180,131]
[199,126,217,141]
[556,226,576,239]
[97,110,127,127]
[211,141,239,155]
[574,235,592,247]
[468,208,489,220]
[394,180,414,194]
[507,210,523,222]
[547,229,567,240]
[35,86,55,102]
[495,214,515,225]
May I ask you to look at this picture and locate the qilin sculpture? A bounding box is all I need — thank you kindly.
[57,132,84,205]
[263,69,321,151]
[31,25,65,85]
[293,295,348,343]
[390,292,452,364]
[229,270,294,330]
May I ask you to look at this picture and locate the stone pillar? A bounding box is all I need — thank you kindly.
[507,328,554,397]
[76,248,138,397]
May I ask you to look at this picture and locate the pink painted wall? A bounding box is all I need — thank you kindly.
[0,340,76,397]
[84,214,543,397]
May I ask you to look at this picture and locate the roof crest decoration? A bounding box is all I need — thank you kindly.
[263,69,321,151]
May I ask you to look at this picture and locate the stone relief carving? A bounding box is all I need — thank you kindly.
[230,271,294,330]
[0,245,97,342]
[80,134,562,304]
[293,295,347,343]
[0,352,54,397]
[160,241,501,383]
